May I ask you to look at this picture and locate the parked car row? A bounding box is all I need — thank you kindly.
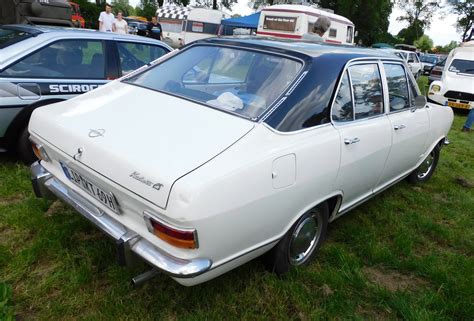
[0,25,172,162]
[27,36,453,286]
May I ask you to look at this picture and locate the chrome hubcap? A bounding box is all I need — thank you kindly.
[417,152,435,179]
[288,214,321,265]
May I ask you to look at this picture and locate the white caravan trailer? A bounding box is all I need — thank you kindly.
[157,6,190,48]
[181,8,227,45]
[257,4,355,45]
[156,7,226,48]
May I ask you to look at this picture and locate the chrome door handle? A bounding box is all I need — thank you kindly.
[344,137,360,145]
[394,124,406,130]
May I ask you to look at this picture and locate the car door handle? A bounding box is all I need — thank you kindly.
[394,124,406,130]
[344,137,360,145]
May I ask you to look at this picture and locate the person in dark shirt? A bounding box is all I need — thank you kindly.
[147,17,162,40]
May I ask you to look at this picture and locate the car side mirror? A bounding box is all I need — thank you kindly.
[415,95,427,109]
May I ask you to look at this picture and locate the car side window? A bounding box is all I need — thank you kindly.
[384,63,410,112]
[348,64,384,120]
[117,42,168,75]
[0,39,105,79]
[332,70,353,122]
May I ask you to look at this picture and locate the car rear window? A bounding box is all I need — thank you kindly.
[125,45,302,120]
[448,59,474,75]
[0,28,32,49]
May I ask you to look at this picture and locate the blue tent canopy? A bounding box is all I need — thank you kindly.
[221,12,260,31]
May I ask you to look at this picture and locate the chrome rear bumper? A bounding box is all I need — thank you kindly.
[31,161,212,279]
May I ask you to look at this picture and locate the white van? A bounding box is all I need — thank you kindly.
[257,4,355,45]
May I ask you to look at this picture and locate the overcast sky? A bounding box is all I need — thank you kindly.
[127,0,461,46]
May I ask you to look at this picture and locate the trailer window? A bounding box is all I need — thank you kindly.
[329,28,337,38]
[263,16,297,32]
[160,19,183,33]
[184,21,220,34]
[346,26,353,43]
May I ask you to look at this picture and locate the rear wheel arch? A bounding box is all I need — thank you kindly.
[4,98,65,147]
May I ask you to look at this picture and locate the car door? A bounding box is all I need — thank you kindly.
[115,41,170,76]
[0,38,109,101]
[375,62,429,191]
[331,62,392,211]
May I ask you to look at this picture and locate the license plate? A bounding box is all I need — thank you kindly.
[60,163,120,214]
[447,101,471,109]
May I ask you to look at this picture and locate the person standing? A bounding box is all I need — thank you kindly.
[302,16,331,42]
[462,109,474,132]
[147,16,162,40]
[98,4,114,32]
[113,12,128,35]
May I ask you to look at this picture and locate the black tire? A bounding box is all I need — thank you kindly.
[408,145,440,184]
[17,127,38,165]
[264,202,329,276]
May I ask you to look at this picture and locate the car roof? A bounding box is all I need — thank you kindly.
[1,24,151,41]
[195,37,400,61]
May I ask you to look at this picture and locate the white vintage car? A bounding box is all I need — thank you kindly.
[30,38,453,286]
[428,42,474,111]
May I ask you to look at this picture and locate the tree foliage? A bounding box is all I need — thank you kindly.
[74,0,101,29]
[111,0,135,16]
[136,0,160,20]
[395,0,440,43]
[414,34,433,52]
[448,0,474,42]
[317,0,393,46]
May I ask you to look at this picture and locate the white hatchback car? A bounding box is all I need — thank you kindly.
[393,50,423,79]
[30,38,454,286]
[428,42,474,111]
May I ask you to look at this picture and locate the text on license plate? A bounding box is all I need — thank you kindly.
[447,101,471,109]
[60,163,119,213]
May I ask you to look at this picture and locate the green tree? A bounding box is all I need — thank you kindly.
[317,0,393,46]
[112,0,134,16]
[136,0,160,20]
[442,40,458,53]
[395,0,440,43]
[448,0,473,42]
[397,23,424,44]
[74,0,102,29]
[414,34,433,52]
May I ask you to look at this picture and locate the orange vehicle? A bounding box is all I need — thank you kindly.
[69,1,85,28]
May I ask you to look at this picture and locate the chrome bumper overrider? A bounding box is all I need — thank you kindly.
[31,161,212,279]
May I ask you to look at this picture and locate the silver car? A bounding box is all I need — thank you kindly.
[0,25,172,162]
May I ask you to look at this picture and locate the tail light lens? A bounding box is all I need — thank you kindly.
[144,211,198,249]
[31,142,50,162]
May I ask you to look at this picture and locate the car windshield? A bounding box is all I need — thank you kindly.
[421,55,438,64]
[395,51,407,59]
[125,45,303,119]
[448,59,474,75]
[0,28,32,49]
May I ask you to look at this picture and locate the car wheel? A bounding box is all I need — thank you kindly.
[17,127,38,165]
[264,203,329,276]
[408,145,440,184]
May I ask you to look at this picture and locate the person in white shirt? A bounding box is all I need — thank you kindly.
[113,12,128,35]
[98,4,114,32]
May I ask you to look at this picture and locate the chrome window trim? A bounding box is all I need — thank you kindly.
[262,122,332,136]
[330,57,404,126]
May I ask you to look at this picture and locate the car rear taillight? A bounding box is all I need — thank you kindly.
[431,70,442,76]
[31,142,50,162]
[144,211,198,249]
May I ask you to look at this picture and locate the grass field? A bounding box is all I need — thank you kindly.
[1,78,473,320]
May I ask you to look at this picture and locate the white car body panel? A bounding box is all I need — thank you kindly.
[428,46,474,109]
[28,40,455,286]
[29,81,255,209]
